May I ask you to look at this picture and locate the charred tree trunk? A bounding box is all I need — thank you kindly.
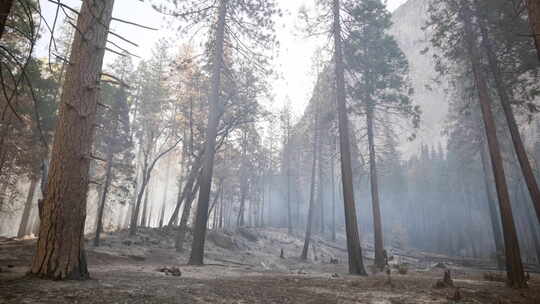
[188,0,227,266]
[30,0,115,280]
[0,0,14,41]
[129,164,148,236]
[463,5,526,288]
[17,177,38,238]
[332,0,367,275]
[366,101,384,269]
[480,141,506,269]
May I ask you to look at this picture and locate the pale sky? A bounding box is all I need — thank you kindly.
[38,0,409,118]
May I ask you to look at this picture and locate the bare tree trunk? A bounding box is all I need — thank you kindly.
[463,5,526,288]
[158,157,172,228]
[331,154,336,241]
[140,183,150,227]
[318,145,325,235]
[188,0,227,265]
[526,0,540,60]
[17,178,38,238]
[366,103,384,269]
[332,0,367,275]
[0,0,14,41]
[480,141,506,269]
[301,109,319,261]
[30,0,115,280]
[176,181,200,252]
[477,10,540,225]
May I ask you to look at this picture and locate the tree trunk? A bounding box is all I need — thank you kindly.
[478,16,540,226]
[17,178,38,238]
[526,0,540,60]
[0,0,14,41]
[175,181,200,252]
[30,0,115,280]
[366,102,384,269]
[463,5,526,288]
[331,154,336,241]
[332,0,367,275]
[318,144,325,235]
[480,141,506,269]
[129,168,148,236]
[140,183,150,227]
[188,0,228,265]
[158,157,172,228]
[301,109,319,261]
[94,149,113,247]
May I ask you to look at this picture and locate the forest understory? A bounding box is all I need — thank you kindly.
[1,227,539,304]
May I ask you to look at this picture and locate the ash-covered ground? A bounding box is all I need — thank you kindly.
[1,227,539,303]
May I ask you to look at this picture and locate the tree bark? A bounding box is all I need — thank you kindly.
[17,178,38,238]
[30,0,115,280]
[366,102,385,269]
[526,0,540,60]
[0,0,14,41]
[480,141,506,269]
[188,0,227,266]
[463,5,526,288]
[478,16,540,226]
[332,0,367,275]
[140,180,150,227]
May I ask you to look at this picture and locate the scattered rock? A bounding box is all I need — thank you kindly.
[156,266,182,277]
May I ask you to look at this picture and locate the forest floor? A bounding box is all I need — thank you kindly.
[0,227,539,303]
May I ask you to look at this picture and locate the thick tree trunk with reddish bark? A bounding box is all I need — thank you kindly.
[188,0,227,266]
[30,0,115,280]
[0,0,14,41]
[477,17,540,226]
[366,102,385,270]
[462,5,526,288]
[17,178,38,238]
[332,0,367,275]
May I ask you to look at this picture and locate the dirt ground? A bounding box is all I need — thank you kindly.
[1,227,539,303]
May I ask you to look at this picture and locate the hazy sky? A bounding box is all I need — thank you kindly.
[38,0,409,117]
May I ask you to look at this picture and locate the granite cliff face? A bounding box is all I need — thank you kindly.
[390,0,449,153]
